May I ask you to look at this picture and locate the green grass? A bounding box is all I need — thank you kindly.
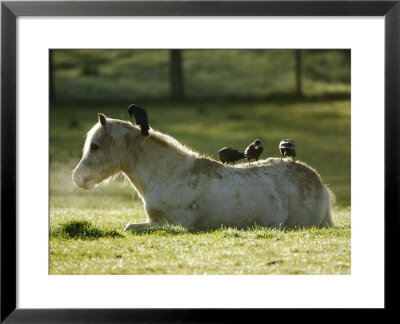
[50,99,350,275]
[50,205,350,275]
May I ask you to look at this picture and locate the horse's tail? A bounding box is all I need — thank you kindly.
[320,185,335,227]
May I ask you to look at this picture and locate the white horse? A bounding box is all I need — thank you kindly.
[73,113,334,230]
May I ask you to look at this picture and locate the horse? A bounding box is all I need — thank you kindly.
[72,113,334,231]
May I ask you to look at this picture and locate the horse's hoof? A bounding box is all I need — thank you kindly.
[123,223,134,232]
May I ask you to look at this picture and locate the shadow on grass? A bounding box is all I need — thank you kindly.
[123,223,349,238]
[51,221,350,239]
[124,224,208,236]
[50,220,122,240]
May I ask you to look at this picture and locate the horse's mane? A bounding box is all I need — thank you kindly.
[100,118,218,167]
[148,130,199,158]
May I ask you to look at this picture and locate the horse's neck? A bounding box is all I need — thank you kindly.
[120,135,191,197]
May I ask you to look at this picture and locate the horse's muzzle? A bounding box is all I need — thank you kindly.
[72,169,94,190]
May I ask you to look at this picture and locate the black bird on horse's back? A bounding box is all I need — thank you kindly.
[218,147,246,166]
[128,104,150,136]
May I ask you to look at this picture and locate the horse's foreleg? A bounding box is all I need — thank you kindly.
[123,222,161,232]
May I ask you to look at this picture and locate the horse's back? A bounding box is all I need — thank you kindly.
[205,158,332,228]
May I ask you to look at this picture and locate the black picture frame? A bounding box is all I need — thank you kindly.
[1,0,398,322]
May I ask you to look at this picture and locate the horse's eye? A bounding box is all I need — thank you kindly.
[91,144,99,151]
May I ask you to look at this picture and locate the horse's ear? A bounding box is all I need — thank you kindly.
[98,113,107,131]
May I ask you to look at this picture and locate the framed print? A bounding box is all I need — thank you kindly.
[1,0,398,322]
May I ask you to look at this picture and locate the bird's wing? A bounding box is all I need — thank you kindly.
[245,145,255,156]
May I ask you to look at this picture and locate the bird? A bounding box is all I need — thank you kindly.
[279,139,296,160]
[244,139,263,165]
[218,147,246,166]
[128,104,149,136]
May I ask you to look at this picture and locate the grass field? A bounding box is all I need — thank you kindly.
[50,99,351,275]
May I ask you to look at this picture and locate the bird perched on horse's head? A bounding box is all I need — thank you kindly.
[279,139,296,160]
[128,104,149,136]
[218,147,245,166]
[244,139,263,165]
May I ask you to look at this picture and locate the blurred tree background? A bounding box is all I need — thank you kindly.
[50,49,350,104]
[49,49,350,207]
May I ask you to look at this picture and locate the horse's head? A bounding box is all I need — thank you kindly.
[73,113,123,190]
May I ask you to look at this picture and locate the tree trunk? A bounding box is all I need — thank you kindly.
[295,50,303,98]
[169,50,184,102]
